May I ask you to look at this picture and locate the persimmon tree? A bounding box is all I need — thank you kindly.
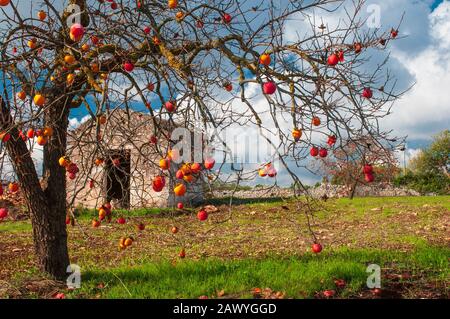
[0,0,406,280]
[312,136,401,199]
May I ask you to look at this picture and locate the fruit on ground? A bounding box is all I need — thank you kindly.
[310,147,319,157]
[259,53,271,66]
[179,248,186,258]
[171,226,178,234]
[98,208,107,220]
[323,290,336,298]
[92,219,100,228]
[197,210,208,221]
[334,279,346,288]
[124,238,133,247]
[137,223,145,231]
[372,288,382,296]
[263,81,277,95]
[117,217,126,224]
[177,202,184,209]
[312,243,322,253]
[174,183,186,196]
[0,207,8,219]
[119,237,126,250]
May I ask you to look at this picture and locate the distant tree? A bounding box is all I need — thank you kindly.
[409,130,449,177]
[314,136,400,199]
[395,130,450,195]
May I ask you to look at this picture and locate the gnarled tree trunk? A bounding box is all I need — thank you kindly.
[1,97,70,280]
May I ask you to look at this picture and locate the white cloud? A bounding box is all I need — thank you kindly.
[383,1,450,140]
[69,114,91,130]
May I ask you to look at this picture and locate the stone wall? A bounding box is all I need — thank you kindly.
[214,183,421,200]
[307,183,421,199]
[66,110,204,209]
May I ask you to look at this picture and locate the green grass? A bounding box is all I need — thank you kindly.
[333,196,450,211]
[74,207,175,220]
[0,221,32,233]
[70,245,449,299]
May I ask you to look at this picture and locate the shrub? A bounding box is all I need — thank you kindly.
[394,171,449,195]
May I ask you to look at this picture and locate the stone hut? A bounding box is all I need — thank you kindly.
[66,109,204,209]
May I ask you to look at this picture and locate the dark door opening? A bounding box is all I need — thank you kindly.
[105,150,131,209]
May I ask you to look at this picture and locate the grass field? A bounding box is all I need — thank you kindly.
[0,196,448,299]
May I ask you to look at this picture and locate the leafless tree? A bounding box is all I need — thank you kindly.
[0,0,406,279]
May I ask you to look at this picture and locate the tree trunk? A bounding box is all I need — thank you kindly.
[348,179,358,200]
[1,97,70,280]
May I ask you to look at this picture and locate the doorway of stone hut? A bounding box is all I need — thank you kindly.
[104,149,131,209]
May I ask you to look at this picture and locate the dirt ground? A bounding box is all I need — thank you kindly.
[0,196,449,298]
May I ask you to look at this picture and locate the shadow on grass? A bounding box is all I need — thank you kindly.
[73,246,449,299]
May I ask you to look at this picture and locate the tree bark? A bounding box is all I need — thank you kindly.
[1,97,70,280]
[348,179,358,200]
